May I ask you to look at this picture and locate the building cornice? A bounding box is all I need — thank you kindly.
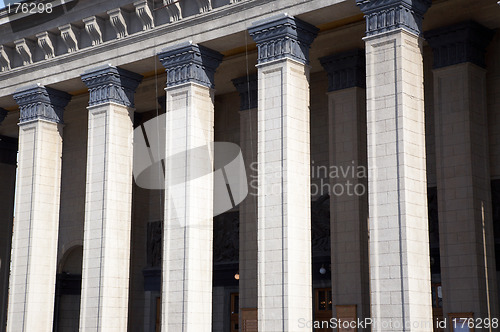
[425,21,494,69]
[13,84,71,123]
[0,0,339,99]
[320,49,366,92]
[356,0,431,36]
[248,14,318,65]
[81,65,143,107]
[0,0,253,74]
[158,42,222,89]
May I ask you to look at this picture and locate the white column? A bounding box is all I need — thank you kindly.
[0,113,17,332]
[357,0,433,330]
[8,85,70,332]
[320,50,370,327]
[248,14,318,332]
[426,22,498,321]
[79,65,142,332]
[158,42,222,332]
[232,75,258,313]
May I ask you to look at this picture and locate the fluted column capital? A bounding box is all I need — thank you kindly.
[425,21,494,69]
[248,14,318,65]
[356,0,431,36]
[13,84,71,124]
[232,75,257,111]
[81,64,143,108]
[320,49,366,92]
[158,41,223,89]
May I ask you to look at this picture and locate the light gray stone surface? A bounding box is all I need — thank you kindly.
[162,82,215,332]
[256,57,313,332]
[365,29,432,331]
[434,62,499,321]
[8,119,64,332]
[79,101,135,332]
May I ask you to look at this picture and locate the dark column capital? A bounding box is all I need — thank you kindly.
[81,65,143,108]
[0,108,7,124]
[320,49,366,92]
[157,95,166,113]
[356,0,431,37]
[158,42,223,89]
[0,135,17,165]
[425,21,494,69]
[13,84,71,124]
[248,14,318,65]
[232,75,257,111]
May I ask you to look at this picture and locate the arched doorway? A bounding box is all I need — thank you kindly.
[53,245,82,332]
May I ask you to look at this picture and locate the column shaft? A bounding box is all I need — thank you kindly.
[158,42,222,332]
[8,85,70,332]
[365,29,432,330]
[426,22,498,320]
[249,14,318,332]
[163,82,214,331]
[357,0,433,329]
[258,54,312,332]
[79,65,142,332]
[435,63,498,320]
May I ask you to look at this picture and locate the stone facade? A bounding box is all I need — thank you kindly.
[0,0,499,332]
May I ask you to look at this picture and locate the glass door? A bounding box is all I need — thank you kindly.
[314,288,333,332]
